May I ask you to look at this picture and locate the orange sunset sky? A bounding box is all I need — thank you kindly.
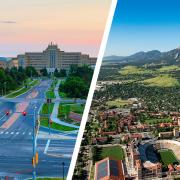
[0,0,111,57]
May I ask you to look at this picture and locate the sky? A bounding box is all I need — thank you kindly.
[105,0,180,56]
[0,0,111,57]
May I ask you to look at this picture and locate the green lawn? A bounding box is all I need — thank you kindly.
[40,103,78,131]
[119,66,153,75]
[6,79,39,98]
[46,81,56,99]
[158,65,180,72]
[40,119,77,131]
[6,87,31,98]
[93,146,124,162]
[142,75,180,87]
[46,90,55,99]
[30,79,39,86]
[40,103,54,117]
[106,98,131,108]
[58,103,84,118]
[101,146,124,160]
[159,149,179,166]
[145,117,172,124]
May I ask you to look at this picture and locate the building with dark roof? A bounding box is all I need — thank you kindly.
[94,157,125,180]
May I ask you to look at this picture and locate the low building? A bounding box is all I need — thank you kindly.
[94,157,125,180]
[159,132,173,138]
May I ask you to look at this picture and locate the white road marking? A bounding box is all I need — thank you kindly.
[5,132,9,134]
[11,132,14,134]
[0,132,4,134]
[44,139,51,154]
[29,132,32,135]
[16,132,19,135]
[23,132,25,135]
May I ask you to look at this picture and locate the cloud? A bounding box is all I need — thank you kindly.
[0,20,17,24]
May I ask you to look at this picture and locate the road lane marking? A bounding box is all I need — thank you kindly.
[11,132,14,134]
[16,132,19,135]
[44,139,51,154]
[5,132,9,134]
[0,132,4,134]
[46,153,64,158]
[23,132,25,135]
[29,132,32,135]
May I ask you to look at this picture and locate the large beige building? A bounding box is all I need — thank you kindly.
[17,43,97,72]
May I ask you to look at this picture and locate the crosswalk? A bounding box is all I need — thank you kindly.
[0,130,33,136]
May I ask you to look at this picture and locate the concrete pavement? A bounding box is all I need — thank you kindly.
[51,80,80,129]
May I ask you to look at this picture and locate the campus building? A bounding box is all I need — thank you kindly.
[94,157,125,180]
[17,43,97,72]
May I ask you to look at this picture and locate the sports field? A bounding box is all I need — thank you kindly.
[159,149,179,166]
[93,146,124,162]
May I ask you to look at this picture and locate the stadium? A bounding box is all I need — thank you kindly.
[138,140,180,177]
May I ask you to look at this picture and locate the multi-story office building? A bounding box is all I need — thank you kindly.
[17,43,97,72]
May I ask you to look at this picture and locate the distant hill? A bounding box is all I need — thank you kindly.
[103,55,125,61]
[103,47,180,65]
[0,57,7,61]
[0,57,12,61]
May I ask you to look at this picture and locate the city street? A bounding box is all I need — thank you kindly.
[0,80,77,179]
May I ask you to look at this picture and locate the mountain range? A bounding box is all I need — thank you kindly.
[103,47,180,65]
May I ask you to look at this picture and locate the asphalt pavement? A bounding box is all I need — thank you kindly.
[0,79,77,179]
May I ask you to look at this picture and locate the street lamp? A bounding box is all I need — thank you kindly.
[33,105,37,180]
[4,82,7,96]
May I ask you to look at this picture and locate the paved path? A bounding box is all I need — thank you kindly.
[51,80,80,129]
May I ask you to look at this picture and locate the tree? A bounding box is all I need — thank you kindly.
[59,76,88,99]
[59,69,67,77]
[54,68,59,77]
[40,68,48,76]
[25,66,38,77]
[54,68,67,77]
[69,65,93,85]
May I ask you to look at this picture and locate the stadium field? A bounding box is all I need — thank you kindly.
[159,149,179,166]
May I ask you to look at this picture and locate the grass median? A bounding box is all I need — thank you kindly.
[6,79,39,98]
[40,103,77,131]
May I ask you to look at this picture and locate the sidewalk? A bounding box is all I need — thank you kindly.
[51,80,79,129]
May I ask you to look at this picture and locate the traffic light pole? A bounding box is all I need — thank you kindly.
[48,102,51,135]
[62,162,65,180]
[33,106,37,180]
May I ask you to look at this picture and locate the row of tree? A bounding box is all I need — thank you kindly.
[0,66,38,95]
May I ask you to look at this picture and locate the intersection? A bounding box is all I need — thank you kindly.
[0,79,79,179]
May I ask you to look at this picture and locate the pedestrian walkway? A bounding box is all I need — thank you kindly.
[0,130,32,137]
[38,131,76,140]
[51,80,79,129]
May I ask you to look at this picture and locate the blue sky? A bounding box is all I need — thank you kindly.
[105,0,180,56]
[0,0,111,57]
